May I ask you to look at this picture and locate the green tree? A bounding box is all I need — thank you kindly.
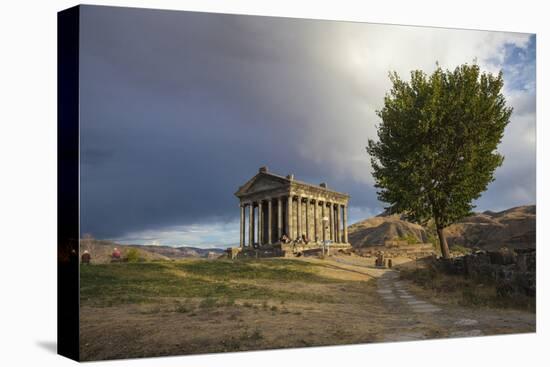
[367,63,512,259]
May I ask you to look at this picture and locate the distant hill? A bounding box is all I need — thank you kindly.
[445,205,535,250]
[348,205,535,251]
[127,244,226,259]
[79,238,226,264]
[348,214,429,248]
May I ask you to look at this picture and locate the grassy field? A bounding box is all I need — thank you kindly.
[80,259,340,307]
[79,257,535,361]
[79,257,386,360]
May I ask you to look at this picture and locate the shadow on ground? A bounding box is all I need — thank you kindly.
[36,340,57,354]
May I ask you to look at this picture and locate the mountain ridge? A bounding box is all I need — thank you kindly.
[348,205,535,251]
[79,238,226,263]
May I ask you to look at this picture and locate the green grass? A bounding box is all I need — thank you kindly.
[80,259,337,307]
[427,233,442,256]
[396,234,420,244]
[177,259,330,282]
[126,248,141,263]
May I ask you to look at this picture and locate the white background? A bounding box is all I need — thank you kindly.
[0,0,547,365]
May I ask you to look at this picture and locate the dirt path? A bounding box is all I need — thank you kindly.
[330,256,535,341]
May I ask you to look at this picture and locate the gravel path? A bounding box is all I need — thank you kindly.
[378,271,443,313]
[331,257,534,341]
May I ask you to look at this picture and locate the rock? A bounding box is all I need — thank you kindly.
[438,249,536,298]
[488,247,516,265]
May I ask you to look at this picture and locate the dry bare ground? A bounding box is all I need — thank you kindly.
[79,256,534,361]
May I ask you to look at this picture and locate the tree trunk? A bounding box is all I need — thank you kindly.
[436,226,451,259]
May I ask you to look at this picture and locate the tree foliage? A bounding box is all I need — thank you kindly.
[126,248,140,263]
[367,63,512,258]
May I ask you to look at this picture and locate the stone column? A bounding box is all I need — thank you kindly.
[333,203,337,242]
[334,203,338,242]
[336,204,340,242]
[277,197,283,240]
[248,204,254,247]
[329,202,334,241]
[305,198,310,240]
[334,203,339,243]
[258,201,263,246]
[343,204,348,243]
[240,204,245,248]
[296,196,302,240]
[286,196,293,239]
[313,199,318,242]
[267,199,272,245]
[338,203,343,243]
[321,202,326,241]
[325,202,329,241]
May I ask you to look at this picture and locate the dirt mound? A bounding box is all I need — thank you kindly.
[348,215,429,247]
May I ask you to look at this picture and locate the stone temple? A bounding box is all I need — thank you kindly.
[231,166,351,257]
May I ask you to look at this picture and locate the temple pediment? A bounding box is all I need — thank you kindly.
[235,172,289,197]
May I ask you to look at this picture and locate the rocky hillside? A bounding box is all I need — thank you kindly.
[445,205,535,251]
[348,214,429,247]
[79,238,226,264]
[348,205,535,250]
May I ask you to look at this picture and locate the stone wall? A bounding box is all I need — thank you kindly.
[436,248,536,297]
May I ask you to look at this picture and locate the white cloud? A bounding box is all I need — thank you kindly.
[293,23,533,188]
[114,220,240,248]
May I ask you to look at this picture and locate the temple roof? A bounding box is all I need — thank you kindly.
[235,166,350,199]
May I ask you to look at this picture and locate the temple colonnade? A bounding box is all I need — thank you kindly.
[239,195,348,247]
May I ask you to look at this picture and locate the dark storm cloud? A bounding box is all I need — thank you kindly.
[79,6,374,239]
[79,6,535,244]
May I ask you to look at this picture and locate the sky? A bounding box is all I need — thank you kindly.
[79,5,536,248]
